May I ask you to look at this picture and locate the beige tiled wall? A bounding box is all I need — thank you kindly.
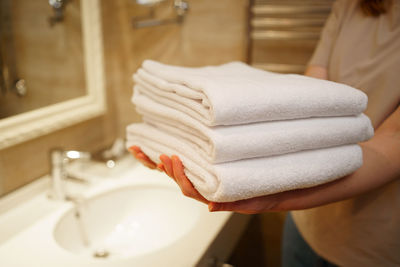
[113,0,249,138]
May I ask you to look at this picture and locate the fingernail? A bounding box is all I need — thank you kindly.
[128,148,136,155]
[159,155,166,163]
[157,163,163,171]
[208,202,219,212]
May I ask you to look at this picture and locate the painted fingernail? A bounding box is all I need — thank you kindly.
[208,202,219,212]
[157,163,164,171]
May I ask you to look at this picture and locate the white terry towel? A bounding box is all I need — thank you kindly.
[134,60,368,126]
[126,123,363,202]
[133,91,374,163]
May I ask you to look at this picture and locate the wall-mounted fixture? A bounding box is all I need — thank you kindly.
[132,0,189,28]
[248,0,333,74]
[48,0,71,27]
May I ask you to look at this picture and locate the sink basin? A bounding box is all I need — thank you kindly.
[0,158,247,267]
[53,184,203,259]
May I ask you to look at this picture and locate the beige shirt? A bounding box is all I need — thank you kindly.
[292,1,400,266]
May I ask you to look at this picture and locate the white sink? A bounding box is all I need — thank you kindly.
[54,184,202,259]
[0,157,249,267]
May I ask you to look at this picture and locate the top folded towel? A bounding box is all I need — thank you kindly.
[135,60,368,126]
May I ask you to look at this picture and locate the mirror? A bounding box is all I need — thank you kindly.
[0,0,105,149]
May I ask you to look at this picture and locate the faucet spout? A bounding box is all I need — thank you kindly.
[49,149,91,201]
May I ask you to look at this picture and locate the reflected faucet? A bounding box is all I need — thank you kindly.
[132,0,189,28]
[49,149,91,201]
[48,0,70,27]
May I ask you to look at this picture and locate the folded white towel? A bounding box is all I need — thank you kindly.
[126,123,363,202]
[132,91,373,163]
[134,60,368,126]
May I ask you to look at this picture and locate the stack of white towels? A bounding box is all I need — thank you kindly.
[126,60,374,202]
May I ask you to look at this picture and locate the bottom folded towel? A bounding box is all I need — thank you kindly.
[126,123,363,202]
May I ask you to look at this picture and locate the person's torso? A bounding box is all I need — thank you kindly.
[293,1,400,266]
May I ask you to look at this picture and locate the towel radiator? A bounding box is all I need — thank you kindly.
[248,0,334,74]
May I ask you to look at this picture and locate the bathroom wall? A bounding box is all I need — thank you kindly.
[0,1,288,265]
[108,0,249,138]
[0,0,249,196]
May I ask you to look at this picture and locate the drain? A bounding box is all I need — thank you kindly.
[93,248,110,258]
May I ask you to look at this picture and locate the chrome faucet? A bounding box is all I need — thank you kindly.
[49,149,91,201]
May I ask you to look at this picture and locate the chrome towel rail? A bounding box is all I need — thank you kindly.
[251,17,326,28]
[248,0,333,73]
[251,30,320,40]
[252,4,332,15]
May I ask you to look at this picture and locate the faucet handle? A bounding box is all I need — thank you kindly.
[50,149,91,165]
[63,150,91,161]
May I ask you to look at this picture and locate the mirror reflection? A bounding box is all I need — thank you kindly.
[0,0,86,119]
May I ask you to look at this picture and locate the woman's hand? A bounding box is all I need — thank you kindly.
[157,154,322,214]
[128,146,209,204]
[128,146,158,169]
[159,155,210,205]
[157,154,328,214]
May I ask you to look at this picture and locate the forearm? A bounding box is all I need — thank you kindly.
[280,70,399,210]
[276,108,400,211]
[276,142,398,211]
[304,65,328,80]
